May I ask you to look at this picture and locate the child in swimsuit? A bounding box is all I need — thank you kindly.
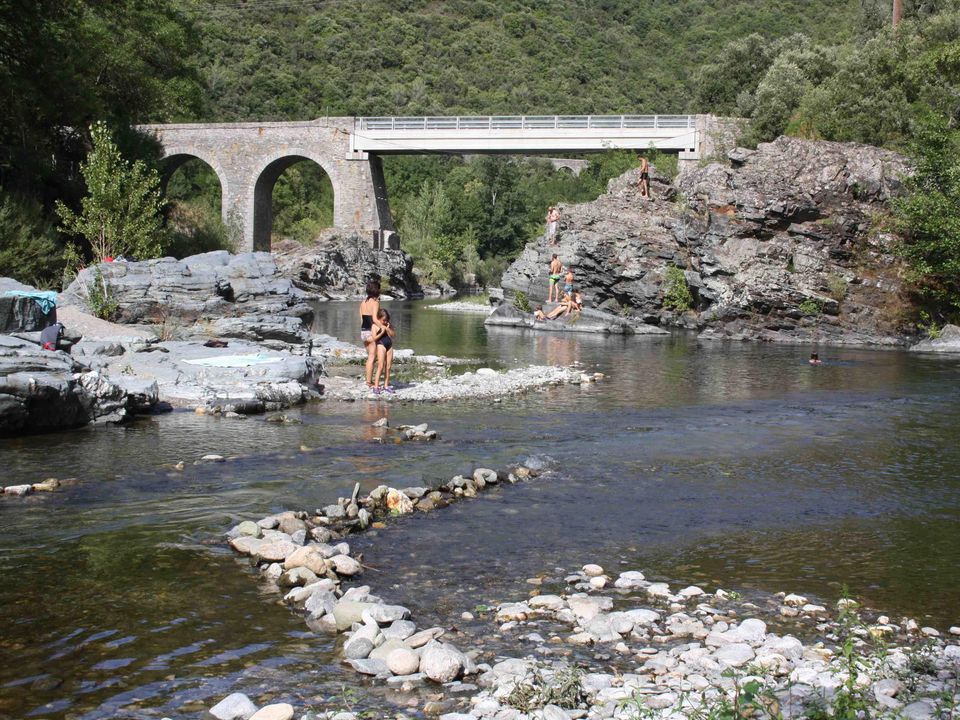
[360,280,381,388]
[564,268,574,295]
[372,308,396,394]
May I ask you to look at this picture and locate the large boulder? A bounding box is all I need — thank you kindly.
[274,235,421,300]
[0,335,158,436]
[62,252,314,326]
[84,339,323,410]
[910,325,960,353]
[484,302,666,335]
[0,278,57,334]
[501,137,911,345]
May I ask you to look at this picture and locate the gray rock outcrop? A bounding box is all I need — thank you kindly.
[0,278,58,334]
[502,137,911,345]
[484,302,667,335]
[62,251,314,326]
[0,335,158,436]
[275,235,421,300]
[81,339,323,410]
[910,324,960,353]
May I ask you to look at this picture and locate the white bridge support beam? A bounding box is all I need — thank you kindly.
[350,115,701,158]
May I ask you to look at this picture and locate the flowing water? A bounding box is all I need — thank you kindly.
[2,301,960,719]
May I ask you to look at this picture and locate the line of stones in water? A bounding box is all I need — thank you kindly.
[216,424,960,720]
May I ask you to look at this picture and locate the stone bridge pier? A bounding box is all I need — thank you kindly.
[139,118,394,253]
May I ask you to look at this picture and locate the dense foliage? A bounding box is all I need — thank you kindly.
[893,115,960,324]
[694,0,960,149]
[0,0,201,281]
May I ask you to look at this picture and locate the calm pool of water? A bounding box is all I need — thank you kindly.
[2,300,959,718]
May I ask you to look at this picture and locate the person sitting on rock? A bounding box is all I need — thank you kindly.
[572,291,584,312]
[372,308,396,394]
[534,305,548,322]
[544,294,575,320]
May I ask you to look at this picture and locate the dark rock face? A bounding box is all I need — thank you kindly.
[275,236,421,300]
[0,335,158,436]
[0,278,57,334]
[62,251,314,325]
[502,137,910,345]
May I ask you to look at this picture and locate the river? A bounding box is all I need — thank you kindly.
[2,301,959,719]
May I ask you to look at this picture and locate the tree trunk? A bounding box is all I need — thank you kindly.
[892,0,903,27]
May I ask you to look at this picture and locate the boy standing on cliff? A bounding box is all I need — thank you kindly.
[637,156,651,199]
[546,206,561,245]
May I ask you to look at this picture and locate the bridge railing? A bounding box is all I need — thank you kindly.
[357,115,696,132]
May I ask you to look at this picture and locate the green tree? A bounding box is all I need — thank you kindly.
[893,114,960,321]
[56,122,166,262]
[0,191,63,285]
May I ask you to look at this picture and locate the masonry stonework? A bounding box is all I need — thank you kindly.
[140,118,394,253]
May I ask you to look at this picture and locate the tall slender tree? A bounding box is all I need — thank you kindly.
[893,0,903,26]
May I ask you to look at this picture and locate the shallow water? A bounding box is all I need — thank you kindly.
[2,300,960,718]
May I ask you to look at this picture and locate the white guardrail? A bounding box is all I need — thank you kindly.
[357,115,696,131]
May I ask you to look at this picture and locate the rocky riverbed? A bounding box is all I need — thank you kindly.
[213,450,960,720]
[322,365,594,402]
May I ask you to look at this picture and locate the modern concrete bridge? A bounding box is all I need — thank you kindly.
[139,115,712,252]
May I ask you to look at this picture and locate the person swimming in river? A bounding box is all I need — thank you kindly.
[372,308,396,394]
[359,279,384,389]
[809,352,822,365]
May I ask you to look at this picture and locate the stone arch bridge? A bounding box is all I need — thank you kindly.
[139,114,720,252]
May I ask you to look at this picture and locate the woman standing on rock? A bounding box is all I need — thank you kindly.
[360,279,382,389]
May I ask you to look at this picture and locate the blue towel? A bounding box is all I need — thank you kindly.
[2,290,58,314]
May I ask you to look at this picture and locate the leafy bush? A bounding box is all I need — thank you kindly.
[86,266,119,320]
[662,266,694,312]
[513,291,531,313]
[799,298,823,315]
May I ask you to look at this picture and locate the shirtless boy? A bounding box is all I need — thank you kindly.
[548,254,563,303]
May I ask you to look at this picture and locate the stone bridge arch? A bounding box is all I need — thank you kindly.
[137,120,395,253]
[251,149,338,252]
[158,148,232,209]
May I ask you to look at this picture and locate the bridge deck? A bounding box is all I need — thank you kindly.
[351,115,700,156]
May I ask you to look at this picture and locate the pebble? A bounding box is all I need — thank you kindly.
[420,643,464,683]
[31,478,60,492]
[3,484,32,496]
[387,648,421,675]
[209,693,259,720]
[249,704,294,720]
